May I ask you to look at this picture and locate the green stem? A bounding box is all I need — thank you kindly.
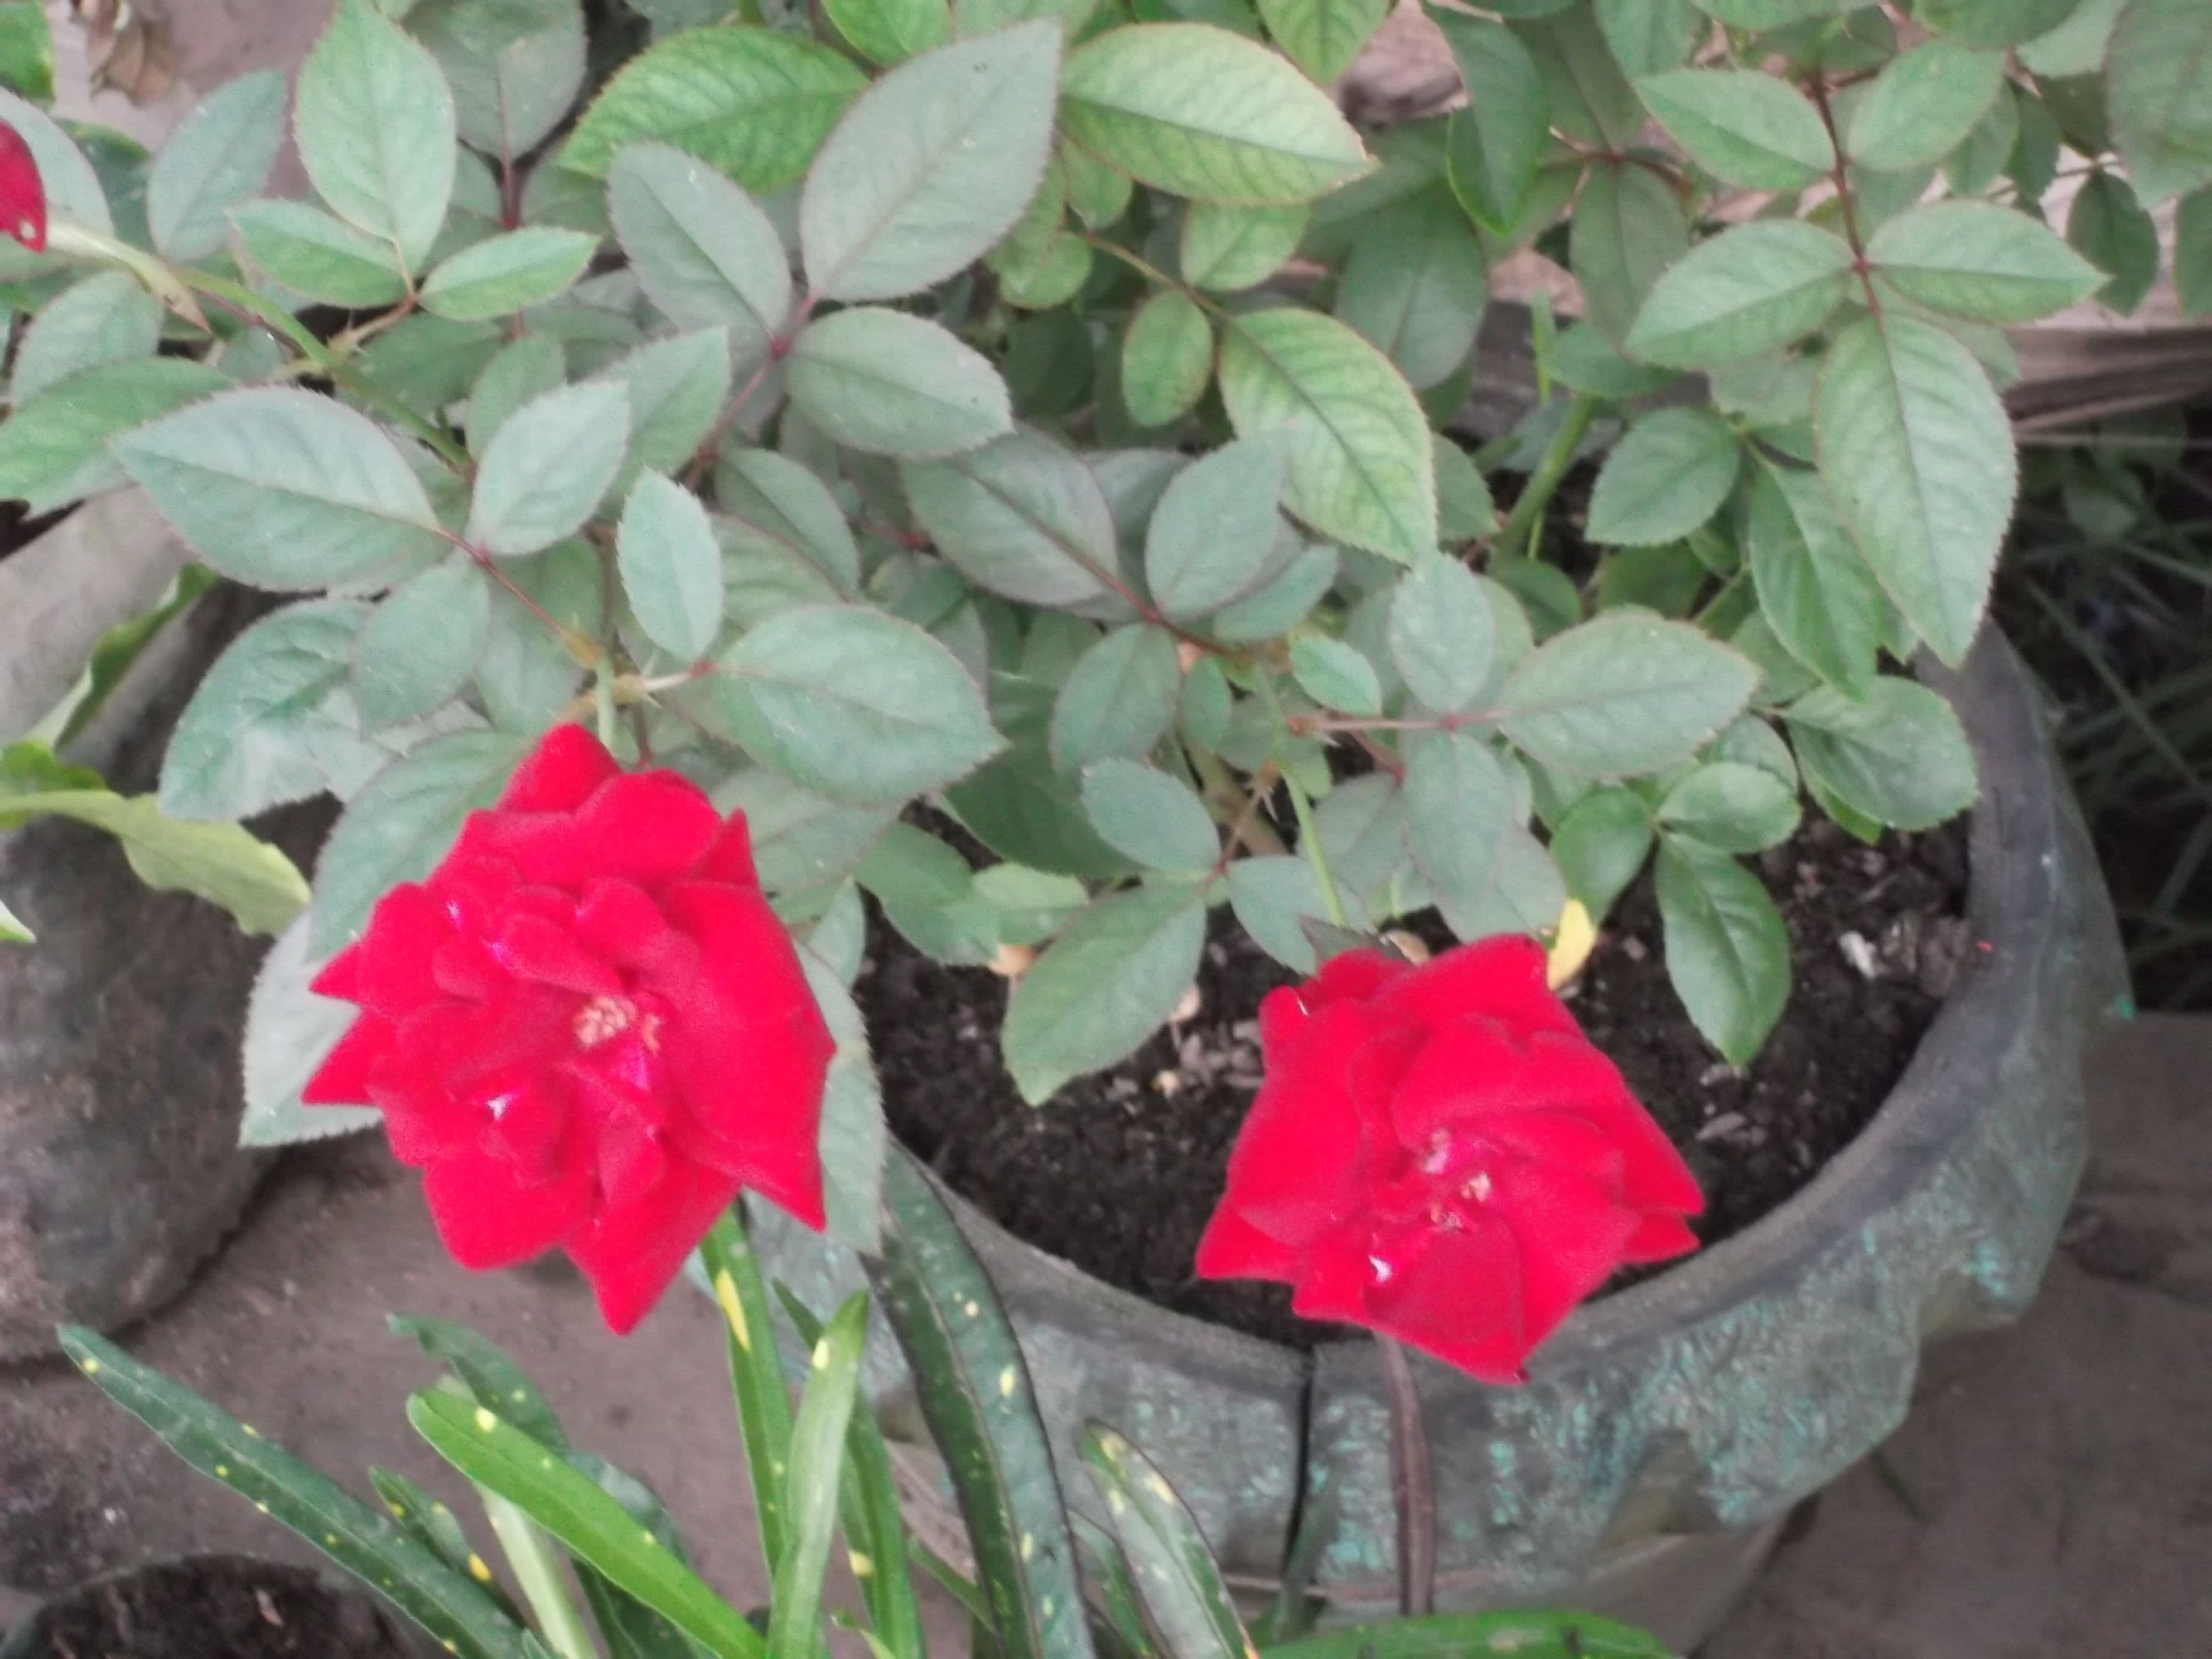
[1496,393,1600,561]
[1256,669,1347,927]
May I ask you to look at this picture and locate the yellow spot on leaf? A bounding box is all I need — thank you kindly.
[1020,1533,1034,1561]
[715,1268,752,1352]
[473,1407,497,1433]
[325,1535,339,1547]
[998,1366,1017,1398]
[80,1358,100,1373]
[468,1553,493,1583]
[811,1337,831,1369]
[1145,1473,1174,1503]
[849,1550,875,1578]
[254,1501,270,1514]
[643,1529,658,1546]
[242,1424,261,1438]
[215,1465,230,1478]
[1546,898,1596,989]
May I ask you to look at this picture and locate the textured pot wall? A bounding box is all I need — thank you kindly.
[753,632,2126,1647]
[0,516,283,1360]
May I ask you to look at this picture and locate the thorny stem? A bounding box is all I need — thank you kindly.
[1806,77,1884,316]
[683,292,821,485]
[1495,394,1600,562]
[1376,1334,1437,1617]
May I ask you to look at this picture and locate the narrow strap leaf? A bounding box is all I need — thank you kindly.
[390,1314,572,1451]
[59,1326,528,1659]
[1258,1610,1672,1659]
[862,1149,1095,1659]
[409,1389,768,1659]
[767,1292,869,1659]
[1078,1426,1253,1659]
[703,1205,799,1571]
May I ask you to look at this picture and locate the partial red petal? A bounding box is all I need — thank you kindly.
[301,1014,392,1104]
[1387,1020,1626,1146]
[1217,1002,1379,1247]
[490,910,622,997]
[569,1156,741,1333]
[1619,1212,1701,1264]
[473,772,723,892]
[308,943,365,1002]
[698,815,763,889]
[353,884,453,1018]
[0,122,45,252]
[1194,1204,1302,1283]
[1489,1160,1641,1344]
[1375,936,1574,1035]
[1366,1219,1531,1383]
[420,1145,590,1270]
[1287,1227,1378,1325]
[499,724,619,813]
[574,878,671,966]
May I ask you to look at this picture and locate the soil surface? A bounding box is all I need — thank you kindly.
[861,817,1971,1349]
[13,1556,418,1658]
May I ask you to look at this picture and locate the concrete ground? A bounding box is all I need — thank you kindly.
[4,1018,2210,1653]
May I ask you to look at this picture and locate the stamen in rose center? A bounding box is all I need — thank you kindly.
[574,994,637,1049]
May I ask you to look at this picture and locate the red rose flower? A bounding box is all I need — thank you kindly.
[302,726,834,1333]
[0,120,43,251]
[1195,939,1701,1382]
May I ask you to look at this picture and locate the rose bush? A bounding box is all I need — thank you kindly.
[302,723,833,1331]
[1198,938,1700,1380]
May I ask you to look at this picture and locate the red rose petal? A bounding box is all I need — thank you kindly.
[353,884,454,1017]
[1193,1204,1303,1282]
[308,943,365,1001]
[575,877,671,964]
[1212,1003,1379,1247]
[698,816,764,889]
[475,772,723,891]
[1619,1212,1701,1264]
[1366,1219,1530,1383]
[569,1157,741,1334]
[0,122,45,252]
[499,723,619,813]
[1374,936,1573,1035]
[421,1145,590,1270]
[491,909,623,997]
[301,1013,392,1104]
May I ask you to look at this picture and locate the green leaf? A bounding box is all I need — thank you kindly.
[862,1151,1096,1659]
[617,471,724,663]
[1289,635,1381,716]
[1744,458,1883,695]
[0,88,107,260]
[592,327,732,479]
[799,22,1060,302]
[1521,5,1645,147]
[1865,200,2103,324]
[467,335,567,456]
[1143,436,1286,619]
[1435,14,1548,233]
[1050,623,1182,774]
[1570,160,1689,347]
[1218,306,1433,563]
[147,71,286,261]
[0,357,227,516]
[1081,758,1218,871]
[697,1210,803,1599]
[296,0,457,267]
[116,386,447,589]
[718,447,861,595]
[608,141,792,358]
[408,1390,766,1659]
[1212,540,1337,642]
[826,0,950,65]
[1434,434,1498,544]
[2181,186,2212,318]
[311,730,530,954]
[2065,171,2161,315]
[697,604,1003,803]
[1180,202,1307,290]
[1812,313,2015,666]
[766,1294,868,1659]
[389,1314,571,1451]
[1402,730,1512,916]
[1657,761,1800,853]
[1256,0,1389,82]
[1843,40,2004,172]
[2109,0,2212,203]
[230,199,410,306]
[1586,408,1740,546]
[1594,0,1704,75]
[1623,219,1853,369]
[1785,678,1975,830]
[1634,67,1833,190]
[1389,554,1494,714]
[944,677,1134,878]
[906,426,1119,605]
[467,380,631,556]
[353,556,491,730]
[1060,22,1373,205]
[1917,0,2079,47]
[1494,610,1759,777]
[1262,1609,1669,1659]
[410,0,587,159]
[1120,290,1215,427]
[421,228,596,321]
[1550,785,1652,916]
[785,307,1011,460]
[0,1,50,103]
[1226,855,1369,971]
[1654,840,1787,1064]
[1333,188,1487,391]
[1,788,308,935]
[560,26,866,190]
[60,1328,528,1659]
[1079,1427,1250,1659]
[11,272,161,405]
[161,599,390,820]
[1003,883,1207,1100]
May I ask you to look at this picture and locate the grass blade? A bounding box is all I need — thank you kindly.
[703,1205,799,1571]
[1077,1425,1251,1659]
[767,1293,869,1659]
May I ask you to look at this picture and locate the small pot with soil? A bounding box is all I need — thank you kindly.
[0,1555,421,1658]
[0,494,286,1360]
[752,634,2126,1653]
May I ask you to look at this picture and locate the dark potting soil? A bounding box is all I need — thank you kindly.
[14,1557,418,1658]
[859,816,1972,1351]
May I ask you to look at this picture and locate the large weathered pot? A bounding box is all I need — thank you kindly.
[755,631,2127,1652]
[0,492,277,1360]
